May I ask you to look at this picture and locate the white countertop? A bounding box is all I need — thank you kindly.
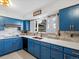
[21,35,79,50]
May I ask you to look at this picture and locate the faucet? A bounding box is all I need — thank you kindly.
[40,33,42,38]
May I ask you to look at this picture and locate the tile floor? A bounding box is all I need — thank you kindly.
[0,50,36,59]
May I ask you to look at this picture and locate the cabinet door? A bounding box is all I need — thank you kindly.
[5,39,13,53]
[41,46,51,59]
[0,17,4,31]
[0,40,6,56]
[73,20,79,31]
[64,54,79,59]
[59,8,73,31]
[12,38,23,51]
[51,49,64,59]
[0,39,13,56]
[34,44,40,59]
[16,38,23,50]
[28,39,34,55]
[23,20,30,31]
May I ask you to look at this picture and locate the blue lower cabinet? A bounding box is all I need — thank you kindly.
[0,40,6,56]
[64,54,79,59]
[34,43,41,59]
[18,38,23,49]
[51,44,64,59]
[0,37,23,56]
[5,39,13,53]
[28,39,34,55]
[64,47,79,59]
[40,42,51,59]
[51,49,64,59]
[41,46,51,59]
[12,38,23,51]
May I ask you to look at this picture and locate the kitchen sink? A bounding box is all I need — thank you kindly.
[32,36,42,39]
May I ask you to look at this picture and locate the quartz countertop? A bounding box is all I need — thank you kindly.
[21,35,79,50]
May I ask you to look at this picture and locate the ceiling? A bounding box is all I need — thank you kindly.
[11,0,53,14]
[0,0,54,19]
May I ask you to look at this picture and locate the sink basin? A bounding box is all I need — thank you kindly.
[32,36,42,39]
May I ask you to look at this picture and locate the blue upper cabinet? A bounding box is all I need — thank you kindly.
[0,16,24,31]
[59,4,79,31]
[4,17,23,26]
[0,16,30,31]
[0,16,5,30]
[23,20,30,31]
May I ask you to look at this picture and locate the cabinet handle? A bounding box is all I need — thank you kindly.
[64,54,67,59]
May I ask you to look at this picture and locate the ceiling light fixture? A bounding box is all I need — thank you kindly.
[0,0,10,7]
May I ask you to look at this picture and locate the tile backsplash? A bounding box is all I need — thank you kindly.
[28,31,79,43]
[59,31,79,43]
[0,28,20,39]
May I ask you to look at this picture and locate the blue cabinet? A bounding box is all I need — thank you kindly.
[40,42,51,59]
[59,8,72,31]
[64,54,79,59]
[28,39,34,55]
[51,44,64,59]
[0,16,30,31]
[27,38,79,59]
[4,39,14,54]
[59,4,79,31]
[23,20,30,31]
[64,47,79,59]
[0,17,4,30]
[0,40,6,56]
[28,39,41,58]
[0,37,23,56]
[0,16,25,31]
[33,40,41,59]
[12,38,23,50]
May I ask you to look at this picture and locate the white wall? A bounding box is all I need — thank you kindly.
[30,20,36,33]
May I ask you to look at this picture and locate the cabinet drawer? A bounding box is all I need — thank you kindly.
[51,44,64,52]
[64,47,79,57]
[41,42,50,48]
